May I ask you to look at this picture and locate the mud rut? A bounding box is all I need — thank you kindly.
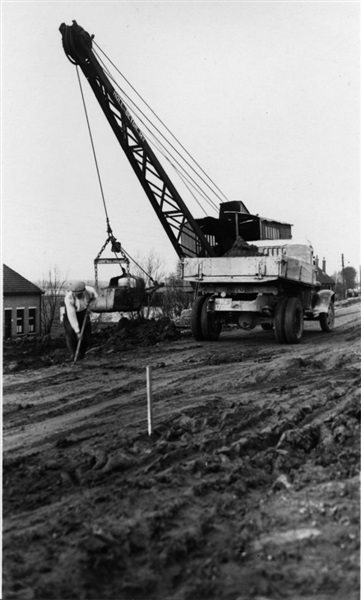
[3,301,360,600]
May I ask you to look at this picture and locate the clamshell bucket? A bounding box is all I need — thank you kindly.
[91,276,146,313]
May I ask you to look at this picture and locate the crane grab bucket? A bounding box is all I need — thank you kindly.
[91,275,146,313]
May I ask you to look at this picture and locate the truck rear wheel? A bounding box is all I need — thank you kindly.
[274,297,288,343]
[201,298,222,341]
[191,296,206,340]
[284,297,304,344]
[319,302,335,332]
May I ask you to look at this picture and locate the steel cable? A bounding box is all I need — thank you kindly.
[93,43,227,212]
[93,51,217,209]
[76,65,110,224]
[94,55,215,215]
[76,66,157,283]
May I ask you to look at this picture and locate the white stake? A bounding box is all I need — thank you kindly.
[146,366,153,436]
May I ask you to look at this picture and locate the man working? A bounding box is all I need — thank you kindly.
[63,281,98,360]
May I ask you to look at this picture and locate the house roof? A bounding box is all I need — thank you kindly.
[315,266,335,286]
[3,264,44,296]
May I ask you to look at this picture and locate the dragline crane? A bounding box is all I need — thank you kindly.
[60,21,335,344]
[59,21,289,262]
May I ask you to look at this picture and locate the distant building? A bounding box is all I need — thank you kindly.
[3,265,44,339]
[314,257,335,291]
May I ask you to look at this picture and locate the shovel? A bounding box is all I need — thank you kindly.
[74,304,90,364]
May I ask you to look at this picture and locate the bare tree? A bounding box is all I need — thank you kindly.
[157,265,191,318]
[131,249,166,287]
[129,250,167,318]
[40,266,68,335]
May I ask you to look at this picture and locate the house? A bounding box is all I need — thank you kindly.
[3,265,44,339]
[314,257,335,291]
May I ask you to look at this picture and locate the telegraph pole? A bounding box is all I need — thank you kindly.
[341,254,346,299]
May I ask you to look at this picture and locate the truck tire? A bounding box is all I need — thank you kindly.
[274,297,288,343]
[201,298,222,341]
[319,302,335,332]
[261,323,274,330]
[191,296,206,340]
[284,297,304,344]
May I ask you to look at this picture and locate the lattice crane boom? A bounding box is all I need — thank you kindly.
[59,20,216,259]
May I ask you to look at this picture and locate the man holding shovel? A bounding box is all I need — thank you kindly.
[63,281,98,361]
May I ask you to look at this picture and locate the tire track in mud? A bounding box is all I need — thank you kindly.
[3,381,145,455]
[4,309,359,457]
[3,363,359,598]
[2,301,360,600]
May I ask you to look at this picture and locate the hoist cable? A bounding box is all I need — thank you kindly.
[94,44,228,207]
[151,139,211,216]
[120,247,157,285]
[76,66,110,226]
[170,164,210,217]
[116,89,218,214]
[75,59,214,282]
[94,50,218,212]
[146,126,217,214]
[138,126,214,216]
[94,55,220,216]
[97,57,218,214]
[77,67,159,286]
[99,60,220,213]
[120,88,221,211]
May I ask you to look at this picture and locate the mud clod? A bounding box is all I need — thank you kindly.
[3,318,181,372]
[3,301,361,599]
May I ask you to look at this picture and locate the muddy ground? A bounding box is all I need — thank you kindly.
[3,299,360,600]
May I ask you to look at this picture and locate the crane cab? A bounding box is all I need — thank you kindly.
[181,201,293,258]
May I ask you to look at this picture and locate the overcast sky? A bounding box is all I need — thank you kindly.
[2,1,360,284]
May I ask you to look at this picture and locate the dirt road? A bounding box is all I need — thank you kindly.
[3,300,360,600]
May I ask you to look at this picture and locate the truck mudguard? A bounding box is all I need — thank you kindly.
[312,289,334,315]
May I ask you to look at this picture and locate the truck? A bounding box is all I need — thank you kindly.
[59,21,335,344]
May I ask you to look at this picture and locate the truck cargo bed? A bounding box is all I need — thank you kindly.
[183,254,315,286]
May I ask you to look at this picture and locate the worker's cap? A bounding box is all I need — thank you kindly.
[71,281,86,293]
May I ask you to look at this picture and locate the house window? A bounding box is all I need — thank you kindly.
[4,309,12,339]
[16,308,25,334]
[29,308,36,333]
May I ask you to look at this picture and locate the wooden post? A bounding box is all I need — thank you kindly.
[146,366,153,436]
